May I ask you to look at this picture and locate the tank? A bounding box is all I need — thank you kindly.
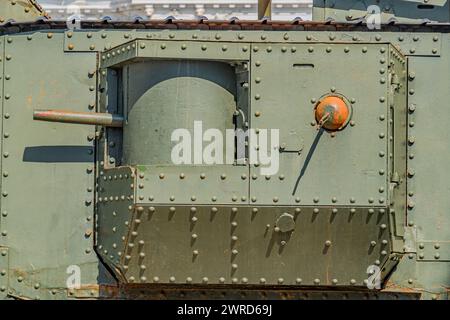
[0,0,448,300]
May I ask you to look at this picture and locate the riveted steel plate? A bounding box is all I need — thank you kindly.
[100,39,250,68]
[97,166,135,277]
[119,206,392,286]
[249,43,401,206]
[1,33,99,298]
[135,165,249,205]
[63,30,440,57]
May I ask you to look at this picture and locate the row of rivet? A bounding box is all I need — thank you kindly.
[136,171,386,204]
[0,39,4,242]
[126,275,372,286]
[141,206,387,214]
[407,64,416,228]
[65,31,439,56]
[1,39,11,240]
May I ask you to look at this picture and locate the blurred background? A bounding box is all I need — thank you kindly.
[39,0,313,20]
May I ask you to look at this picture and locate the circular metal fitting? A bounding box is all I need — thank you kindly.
[275,213,295,233]
[314,95,352,131]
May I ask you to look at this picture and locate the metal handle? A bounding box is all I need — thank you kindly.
[33,109,124,127]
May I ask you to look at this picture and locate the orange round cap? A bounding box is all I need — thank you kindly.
[314,95,350,131]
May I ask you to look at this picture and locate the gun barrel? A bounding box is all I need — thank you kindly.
[33,110,124,127]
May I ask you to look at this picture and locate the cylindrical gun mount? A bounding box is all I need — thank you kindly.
[33,110,124,127]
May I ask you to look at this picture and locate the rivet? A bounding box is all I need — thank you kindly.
[314,279,320,284]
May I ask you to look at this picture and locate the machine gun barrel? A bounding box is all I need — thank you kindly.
[33,109,124,127]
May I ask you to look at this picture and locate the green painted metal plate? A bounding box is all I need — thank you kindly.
[64,30,441,57]
[120,205,391,286]
[0,32,99,299]
[249,43,397,206]
[135,165,249,205]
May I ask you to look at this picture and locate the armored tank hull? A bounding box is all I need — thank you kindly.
[0,0,448,300]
